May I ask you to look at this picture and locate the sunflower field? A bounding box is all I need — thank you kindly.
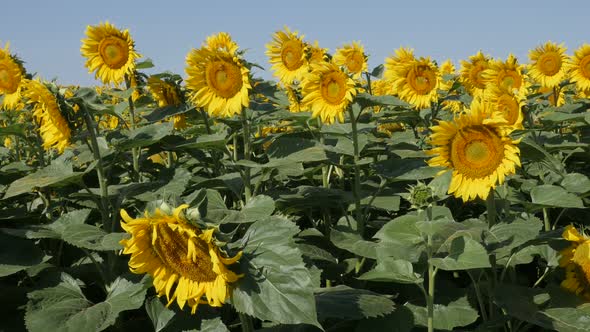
[0,22,590,332]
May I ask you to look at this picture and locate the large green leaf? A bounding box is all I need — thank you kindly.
[25,274,148,332]
[561,173,590,194]
[222,195,275,224]
[330,217,378,259]
[315,285,395,320]
[145,297,175,332]
[358,257,423,284]
[4,161,84,199]
[0,233,46,277]
[114,122,173,150]
[355,306,414,332]
[231,216,320,327]
[530,184,584,208]
[406,297,479,330]
[430,236,491,271]
[485,215,543,265]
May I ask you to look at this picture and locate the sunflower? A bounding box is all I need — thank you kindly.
[537,86,566,106]
[266,27,308,85]
[569,44,590,91]
[120,205,242,314]
[284,86,304,113]
[206,32,239,54]
[24,80,71,153]
[0,42,25,109]
[485,85,524,130]
[559,225,590,300]
[460,51,491,96]
[390,57,440,109]
[81,21,141,85]
[306,41,329,66]
[439,59,457,91]
[333,41,368,79]
[301,62,357,124]
[383,47,416,95]
[528,41,569,88]
[185,33,251,118]
[481,54,526,94]
[148,76,187,130]
[427,99,521,201]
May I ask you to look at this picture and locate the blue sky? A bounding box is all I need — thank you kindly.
[2,0,588,86]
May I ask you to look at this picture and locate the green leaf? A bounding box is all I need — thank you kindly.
[530,184,584,208]
[493,284,555,329]
[0,233,46,277]
[374,214,425,262]
[561,173,590,194]
[486,215,543,265]
[198,318,230,332]
[135,167,191,202]
[0,124,26,137]
[135,58,155,69]
[176,133,227,150]
[406,297,479,330]
[114,122,173,150]
[25,274,148,332]
[430,236,491,271]
[315,285,395,320]
[543,307,590,332]
[358,258,423,284]
[145,297,175,332]
[355,306,415,332]
[331,217,378,259]
[241,195,275,222]
[232,216,320,327]
[356,93,410,108]
[62,224,126,251]
[4,161,84,199]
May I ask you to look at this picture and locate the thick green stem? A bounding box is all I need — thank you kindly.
[238,312,254,332]
[82,105,111,231]
[125,75,140,181]
[543,208,551,231]
[318,118,329,189]
[468,271,488,322]
[426,234,436,332]
[241,110,252,204]
[348,107,363,235]
[486,189,496,228]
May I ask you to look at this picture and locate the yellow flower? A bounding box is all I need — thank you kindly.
[460,51,491,96]
[301,62,357,124]
[120,205,242,314]
[81,21,141,85]
[24,79,71,153]
[205,32,239,54]
[481,54,526,94]
[427,99,521,201]
[559,225,590,300]
[484,85,525,130]
[284,86,304,113]
[147,76,186,130]
[0,42,25,109]
[306,41,328,66]
[266,27,308,85]
[333,41,368,79]
[185,33,251,118]
[528,41,569,88]
[537,86,566,106]
[390,57,440,109]
[383,47,416,95]
[377,122,404,137]
[439,59,456,91]
[569,44,590,91]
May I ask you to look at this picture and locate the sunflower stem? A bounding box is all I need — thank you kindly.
[348,106,364,236]
[543,208,551,231]
[426,232,436,332]
[238,312,254,332]
[81,103,111,231]
[241,109,252,204]
[486,189,496,228]
[125,75,140,182]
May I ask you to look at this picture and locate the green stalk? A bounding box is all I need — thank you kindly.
[543,208,551,231]
[125,75,140,181]
[347,106,363,235]
[486,189,496,228]
[238,312,254,332]
[318,117,329,189]
[241,110,252,204]
[82,104,111,231]
[426,233,436,332]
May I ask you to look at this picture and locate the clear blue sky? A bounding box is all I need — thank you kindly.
[2,0,588,86]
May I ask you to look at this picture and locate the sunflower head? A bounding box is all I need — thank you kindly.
[427,99,521,201]
[81,21,141,85]
[333,41,368,79]
[383,47,416,95]
[460,51,491,96]
[392,57,440,109]
[185,33,251,118]
[300,62,357,124]
[266,27,309,85]
[484,84,525,130]
[439,59,457,91]
[205,32,239,54]
[560,225,590,300]
[120,204,242,313]
[306,40,329,67]
[569,44,590,91]
[0,42,26,109]
[482,54,526,94]
[528,41,569,88]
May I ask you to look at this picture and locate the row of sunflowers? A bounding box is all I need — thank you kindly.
[0,22,589,332]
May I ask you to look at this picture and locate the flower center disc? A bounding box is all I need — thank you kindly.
[98,36,129,69]
[152,223,217,282]
[206,60,243,98]
[450,126,505,179]
[580,56,590,79]
[538,52,561,76]
[281,40,304,71]
[320,72,347,105]
[499,70,522,90]
[408,66,436,95]
[470,61,488,89]
[496,94,520,125]
[0,64,18,93]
